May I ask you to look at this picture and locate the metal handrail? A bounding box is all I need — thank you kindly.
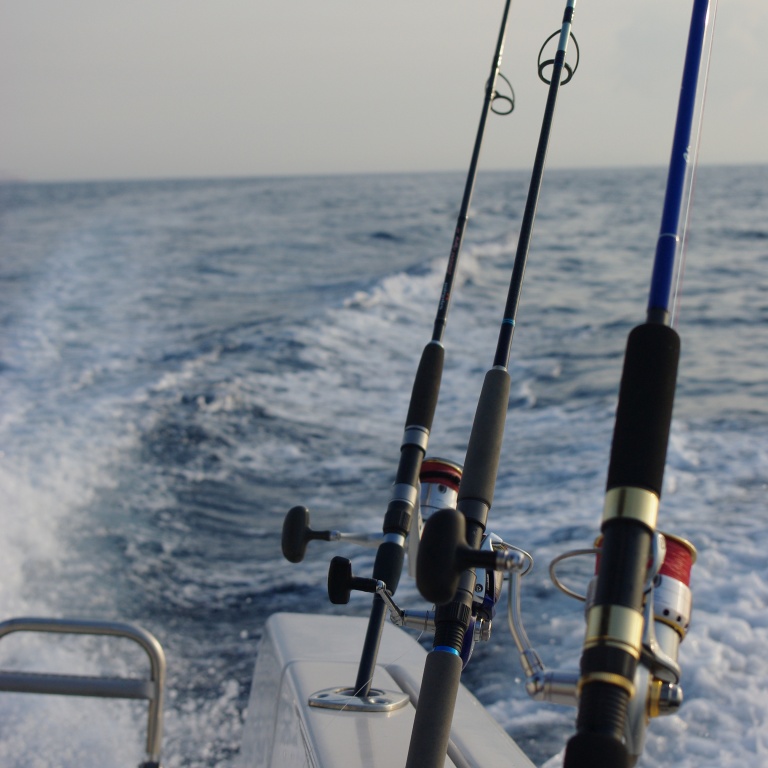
[0,617,166,768]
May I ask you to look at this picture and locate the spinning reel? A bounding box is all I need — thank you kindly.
[281,458,524,669]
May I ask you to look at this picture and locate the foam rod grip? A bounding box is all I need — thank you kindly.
[405,649,463,768]
[564,731,630,768]
[405,341,445,431]
[458,367,511,509]
[371,540,405,592]
[606,323,680,496]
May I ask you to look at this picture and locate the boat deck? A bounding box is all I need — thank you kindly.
[240,612,535,768]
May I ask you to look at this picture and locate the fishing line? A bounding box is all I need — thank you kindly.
[669,0,720,327]
[648,0,719,325]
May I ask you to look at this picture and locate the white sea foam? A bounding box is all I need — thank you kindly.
[1,169,766,767]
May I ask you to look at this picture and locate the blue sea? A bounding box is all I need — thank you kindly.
[0,166,766,767]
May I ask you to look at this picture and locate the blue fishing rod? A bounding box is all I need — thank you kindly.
[281,0,516,699]
[564,1,715,766]
[409,3,579,766]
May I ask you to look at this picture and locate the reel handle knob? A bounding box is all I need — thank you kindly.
[328,556,379,605]
[281,506,333,563]
[417,508,518,605]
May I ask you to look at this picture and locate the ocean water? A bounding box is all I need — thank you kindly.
[0,166,766,767]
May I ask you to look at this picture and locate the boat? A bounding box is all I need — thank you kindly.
[0,1,718,766]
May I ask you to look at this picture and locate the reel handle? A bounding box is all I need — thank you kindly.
[281,506,333,563]
[328,557,380,605]
[417,508,519,605]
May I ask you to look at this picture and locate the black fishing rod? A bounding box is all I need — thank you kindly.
[281,0,516,699]
[408,3,579,766]
[564,1,714,766]
[348,0,517,699]
[431,1,515,347]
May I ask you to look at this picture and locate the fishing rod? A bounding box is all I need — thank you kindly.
[564,1,715,766]
[408,3,579,766]
[280,0,516,701]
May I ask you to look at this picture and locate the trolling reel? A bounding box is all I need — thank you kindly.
[281,458,525,669]
[417,508,697,763]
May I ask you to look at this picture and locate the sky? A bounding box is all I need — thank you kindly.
[1,0,765,183]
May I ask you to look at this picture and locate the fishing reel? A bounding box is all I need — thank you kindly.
[328,527,528,669]
[283,458,520,669]
[417,510,696,764]
[549,531,696,761]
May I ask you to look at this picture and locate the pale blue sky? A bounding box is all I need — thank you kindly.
[1,0,764,182]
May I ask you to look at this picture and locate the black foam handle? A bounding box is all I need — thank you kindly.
[564,732,630,768]
[458,367,511,510]
[404,649,463,768]
[371,540,405,593]
[565,680,631,767]
[405,341,445,431]
[606,323,680,495]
